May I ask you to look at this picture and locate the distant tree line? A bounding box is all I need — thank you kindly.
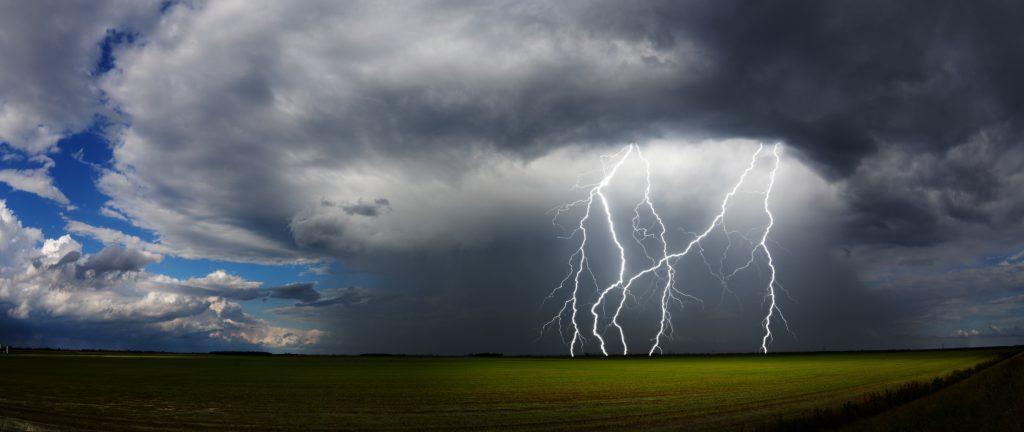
[208,351,273,356]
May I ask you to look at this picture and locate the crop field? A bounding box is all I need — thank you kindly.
[0,348,1017,431]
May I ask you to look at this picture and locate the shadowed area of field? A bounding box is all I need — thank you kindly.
[0,348,1017,431]
[840,350,1024,432]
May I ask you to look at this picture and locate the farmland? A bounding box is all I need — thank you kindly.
[840,348,1024,432]
[0,348,1017,431]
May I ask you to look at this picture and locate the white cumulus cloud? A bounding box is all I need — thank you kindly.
[0,200,324,350]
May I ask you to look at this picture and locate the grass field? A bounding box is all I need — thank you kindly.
[0,348,1017,431]
[840,349,1024,432]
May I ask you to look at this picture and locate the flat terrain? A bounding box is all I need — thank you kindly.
[0,348,1016,431]
[841,350,1024,432]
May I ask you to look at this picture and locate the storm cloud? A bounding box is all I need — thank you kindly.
[1,0,1023,353]
[85,1,1024,263]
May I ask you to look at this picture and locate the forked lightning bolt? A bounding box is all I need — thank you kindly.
[757,144,788,353]
[544,142,787,356]
[543,146,634,357]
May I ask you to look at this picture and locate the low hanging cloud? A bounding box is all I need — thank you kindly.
[268,283,321,303]
[267,286,371,321]
[144,270,263,301]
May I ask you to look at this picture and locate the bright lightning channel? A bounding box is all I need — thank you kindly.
[543,146,634,357]
[757,144,788,353]
[544,142,787,356]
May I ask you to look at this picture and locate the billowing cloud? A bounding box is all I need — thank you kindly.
[96,0,712,263]
[76,245,162,278]
[0,201,323,350]
[0,1,160,154]
[0,200,42,271]
[842,124,1024,250]
[90,0,1024,266]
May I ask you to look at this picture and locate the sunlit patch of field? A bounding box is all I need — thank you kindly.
[0,348,1016,431]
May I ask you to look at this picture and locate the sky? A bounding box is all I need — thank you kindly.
[1,0,1023,355]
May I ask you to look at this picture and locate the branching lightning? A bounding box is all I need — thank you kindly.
[757,144,788,354]
[544,142,788,356]
[543,146,634,357]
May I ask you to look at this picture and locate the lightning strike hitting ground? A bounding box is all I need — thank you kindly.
[543,146,636,357]
[544,143,787,356]
[757,144,788,353]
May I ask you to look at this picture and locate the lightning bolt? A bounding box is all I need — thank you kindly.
[757,144,788,353]
[545,142,788,356]
[543,146,634,357]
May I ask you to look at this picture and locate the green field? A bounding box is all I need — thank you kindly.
[0,348,1017,431]
[840,349,1024,432]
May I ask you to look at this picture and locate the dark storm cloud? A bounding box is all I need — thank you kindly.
[51,251,82,268]
[268,283,320,303]
[584,1,1024,177]
[232,0,1018,178]
[841,124,1024,248]
[153,277,328,304]
[303,208,904,355]
[266,287,371,322]
[5,0,1024,354]
[104,0,1022,353]
[31,250,82,270]
[634,0,1024,251]
[75,245,161,278]
[339,198,391,217]
[296,287,370,308]
[92,0,1024,264]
